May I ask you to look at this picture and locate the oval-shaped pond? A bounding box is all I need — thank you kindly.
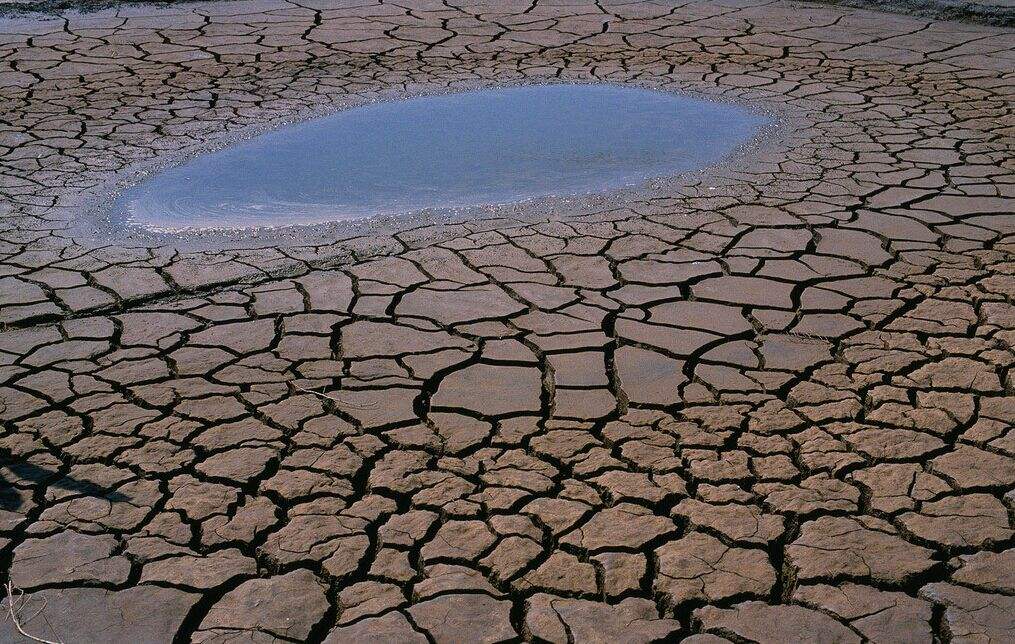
[111,84,769,230]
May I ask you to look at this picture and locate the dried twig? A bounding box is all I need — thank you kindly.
[785,330,833,344]
[3,581,61,644]
[293,385,378,410]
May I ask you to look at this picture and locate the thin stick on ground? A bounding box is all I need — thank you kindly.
[4,581,61,644]
[294,385,378,410]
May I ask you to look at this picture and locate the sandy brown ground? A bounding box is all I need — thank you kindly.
[0,0,1013,642]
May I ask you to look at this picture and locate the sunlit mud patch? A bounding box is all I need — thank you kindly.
[108,84,769,232]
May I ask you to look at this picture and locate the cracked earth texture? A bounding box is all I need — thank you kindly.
[0,0,1013,642]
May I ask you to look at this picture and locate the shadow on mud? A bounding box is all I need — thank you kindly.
[0,459,129,511]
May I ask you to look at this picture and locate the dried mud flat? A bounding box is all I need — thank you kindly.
[0,0,1013,642]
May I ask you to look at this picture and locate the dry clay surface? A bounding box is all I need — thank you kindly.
[0,0,1013,641]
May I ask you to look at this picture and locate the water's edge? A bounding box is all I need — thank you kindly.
[72,80,795,252]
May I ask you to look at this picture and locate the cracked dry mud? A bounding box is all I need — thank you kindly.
[0,0,1013,642]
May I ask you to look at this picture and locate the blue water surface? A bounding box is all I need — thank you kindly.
[112,84,768,230]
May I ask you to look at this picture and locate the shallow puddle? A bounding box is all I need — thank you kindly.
[110,84,768,230]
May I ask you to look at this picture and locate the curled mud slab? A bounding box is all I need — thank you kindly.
[1,1,1013,643]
